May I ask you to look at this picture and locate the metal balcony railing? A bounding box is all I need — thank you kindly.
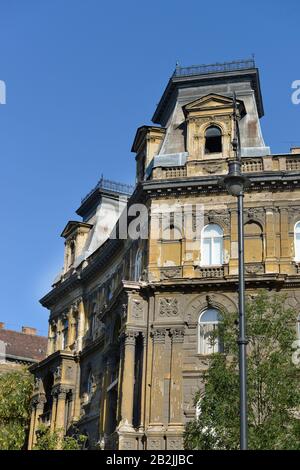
[81,176,134,204]
[173,58,255,78]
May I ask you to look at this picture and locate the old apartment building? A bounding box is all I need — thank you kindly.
[29,59,300,450]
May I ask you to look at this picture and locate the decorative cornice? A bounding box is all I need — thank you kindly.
[142,172,300,198]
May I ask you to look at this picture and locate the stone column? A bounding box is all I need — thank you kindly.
[265,209,278,273]
[99,358,109,438]
[77,299,85,351]
[119,331,136,430]
[116,345,125,424]
[169,328,184,427]
[50,394,57,432]
[280,207,292,274]
[138,332,147,431]
[149,328,167,427]
[103,355,116,435]
[28,402,37,450]
[32,396,46,447]
[54,387,67,432]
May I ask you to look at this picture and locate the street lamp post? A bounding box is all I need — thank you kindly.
[222,95,249,450]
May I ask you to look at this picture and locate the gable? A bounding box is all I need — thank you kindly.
[183,93,245,116]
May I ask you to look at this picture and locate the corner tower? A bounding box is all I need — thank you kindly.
[133,58,270,181]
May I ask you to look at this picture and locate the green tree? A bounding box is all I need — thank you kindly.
[34,425,87,450]
[0,368,33,450]
[184,290,300,450]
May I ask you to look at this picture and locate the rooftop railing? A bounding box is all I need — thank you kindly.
[173,58,256,78]
[81,176,134,204]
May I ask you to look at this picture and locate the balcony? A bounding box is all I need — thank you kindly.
[195,265,226,279]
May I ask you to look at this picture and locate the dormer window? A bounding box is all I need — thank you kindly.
[205,126,222,154]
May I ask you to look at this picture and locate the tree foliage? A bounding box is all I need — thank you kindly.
[0,368,33,450]
[34,425,87,450]
[184,290,300,450]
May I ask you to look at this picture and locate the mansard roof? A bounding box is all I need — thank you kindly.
[152,59,264,124]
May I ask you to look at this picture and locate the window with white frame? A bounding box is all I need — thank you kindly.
[198,308,223,355]
[201,224,223,266]
[294,222,300,261]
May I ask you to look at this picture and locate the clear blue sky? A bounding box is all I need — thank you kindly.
[0,0,299,336]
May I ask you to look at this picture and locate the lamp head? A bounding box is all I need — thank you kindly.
[222,160,249,196]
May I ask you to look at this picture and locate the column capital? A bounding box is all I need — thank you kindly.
[52,384,69,399]
[122,329,138,346]
[151,328,167,343]
[170,328,185,343]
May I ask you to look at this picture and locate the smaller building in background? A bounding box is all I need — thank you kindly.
[0,322,47,374]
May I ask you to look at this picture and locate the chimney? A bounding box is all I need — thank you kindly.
[0,322,5,329]
[291,147,300,154]
[22,326,37,335]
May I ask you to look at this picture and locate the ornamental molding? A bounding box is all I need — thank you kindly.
[205,210,230,230]
[245,208,265,225]
[185,292,237,324]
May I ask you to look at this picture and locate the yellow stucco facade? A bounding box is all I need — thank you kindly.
[28,60,300,450]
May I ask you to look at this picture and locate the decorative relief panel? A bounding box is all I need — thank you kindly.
[202,163,222,174]
[159,298,179,317]
[131,299,144,320]
[147,438,162,450]
[245,263,264,274]
[160,267,182,280]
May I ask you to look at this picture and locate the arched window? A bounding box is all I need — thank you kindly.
[198,308,223,355]
[134,249,143,281]
[294,222,300,261]
[201,224,223,266]
[205,126,222,154]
